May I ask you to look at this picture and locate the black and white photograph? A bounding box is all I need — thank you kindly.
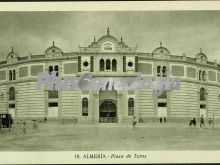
[0,1,220,164]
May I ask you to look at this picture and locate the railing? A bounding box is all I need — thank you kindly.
[18,56,28,61]
[138,53,153,58]
[128,108,134,116]
[170,55,184,60]
[82,109,88,116]
[63,52,77,56]
[31,55,45,59]
[48,91,58,99]
[0,61,7,65]
[79,46,137,52]
[115,47,137,52]
[79,47,99,52]
[186,57,196,62]
[207,61,216,67]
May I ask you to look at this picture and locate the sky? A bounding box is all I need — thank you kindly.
[0,11,220,62]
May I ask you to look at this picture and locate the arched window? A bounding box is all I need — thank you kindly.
[202,71,206,81]
[200,88,206,101]
[128,98,134,116]
[162,66,166,77]
[9,70,12,81]
[9,87,15,101]
[100,59,104,71]
[157,66,161,77]
[82,98,88,116]
[13,70,16,80]
[106,59,111,70]
[54,65,59,76]
[199,70,202,80]
[49,66,53,74]
[112,59,117,71]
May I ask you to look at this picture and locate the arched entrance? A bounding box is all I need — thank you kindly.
[99,89,117,123]
[99,100,117,123]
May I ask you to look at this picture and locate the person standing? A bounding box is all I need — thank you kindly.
[33,120,38,129]
[132,116,137,130]
[159,117,162,124]
[23,122,26,134]
[200,115,205,128]
[163,116,166,123]
[208,117,212,128]
[44,117,47,123]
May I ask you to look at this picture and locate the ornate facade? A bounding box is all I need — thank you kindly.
[0,28,220,123]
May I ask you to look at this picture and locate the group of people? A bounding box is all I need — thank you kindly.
[132,115,214,130]
[159,116,166,123]
[189,115,213,128]
[22,117,48,134]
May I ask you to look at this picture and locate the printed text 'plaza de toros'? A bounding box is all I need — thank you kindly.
[0,28,220,123]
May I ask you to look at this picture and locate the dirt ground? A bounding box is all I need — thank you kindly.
[0,121,219,151]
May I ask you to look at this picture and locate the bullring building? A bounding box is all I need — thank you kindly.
[0,28,220,123]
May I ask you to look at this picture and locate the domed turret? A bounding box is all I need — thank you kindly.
[45,41,63,58]
[196,48,208,62]
[6,47,19,64]
[152,42,171,59]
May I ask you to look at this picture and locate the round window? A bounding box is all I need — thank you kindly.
[128,61,133,67]
[83,61,89,67]
[52,49,56,53]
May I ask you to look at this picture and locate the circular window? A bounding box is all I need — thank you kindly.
[52,49,56,53]
[83,61,89,67]
[128,61,133,67]
[160,50,163,53]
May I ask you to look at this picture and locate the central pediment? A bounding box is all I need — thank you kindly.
[78,27,137,53]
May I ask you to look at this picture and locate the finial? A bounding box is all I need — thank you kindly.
[121,36,123,43]
[94,36,96,42]
[107,27,110,35]
[160,42,162,47]
[200,48,202,53]
[52,41,55,46]
[11,46,14,52]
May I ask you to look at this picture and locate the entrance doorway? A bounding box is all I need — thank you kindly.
[8,108,15,118]
[48,107,58,117]
[200,109,207,117]
[157,107,167,118]
[48,102,58,117]
[8,104,15,118]
[99,100,117,123]
[200,104,207,117]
